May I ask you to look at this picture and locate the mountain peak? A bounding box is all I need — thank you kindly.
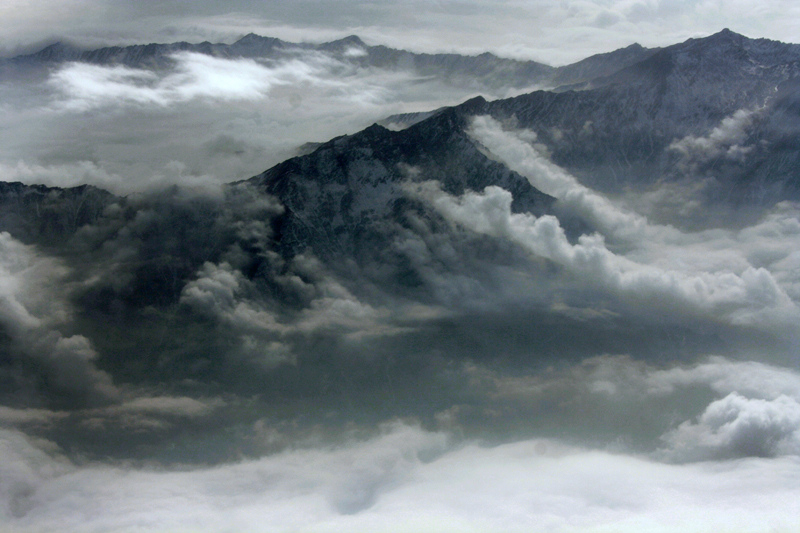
[28,40,83,61]
[233,33,282,46]
[338,35,365,46]
[706,27,746,43]
[319,35,367,50]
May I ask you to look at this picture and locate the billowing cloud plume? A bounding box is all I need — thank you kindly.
[670,107,764,170]
[664,392,800,460]
[458,116,800,336]
[415,182,798,334]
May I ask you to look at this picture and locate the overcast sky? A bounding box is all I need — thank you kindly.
[2,0,799,64]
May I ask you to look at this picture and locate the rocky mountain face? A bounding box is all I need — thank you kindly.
[550,42,659,88]
[0,97,554,315]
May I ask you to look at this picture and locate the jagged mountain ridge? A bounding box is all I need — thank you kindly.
[0,100,555,311]
[5,29,796,260]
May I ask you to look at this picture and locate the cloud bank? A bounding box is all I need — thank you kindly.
[2,420,800,532]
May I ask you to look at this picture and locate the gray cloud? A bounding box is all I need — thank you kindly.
[0,232,118,408]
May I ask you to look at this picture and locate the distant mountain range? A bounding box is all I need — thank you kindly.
[1,32,659,90]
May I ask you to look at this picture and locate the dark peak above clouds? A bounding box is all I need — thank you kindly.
[575,29,800,91]
[9,38,229,70]
[317,34,367,51]
[708,27,741,41]
[0,181,115,247]
[249,96,552,260]
[25,41,84,62]
[226,33,288,56]
[232,32,287,47]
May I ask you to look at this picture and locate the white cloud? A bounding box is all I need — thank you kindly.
[0,407,66,426]
[469,115,651,244]
[49,52,331,110]
[646,355,800,399]
[180,257,406,366]
[663,392,800,460]
[670,107,763,170]
[110,396,223,418]
[180,261,293,367]
[414,182,799,333]
[0,161,125,191]
[447,353,800,465]
[0,43,483,193]
[70,395,227,432]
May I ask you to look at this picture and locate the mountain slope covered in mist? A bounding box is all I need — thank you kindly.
[476,29,800,208]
